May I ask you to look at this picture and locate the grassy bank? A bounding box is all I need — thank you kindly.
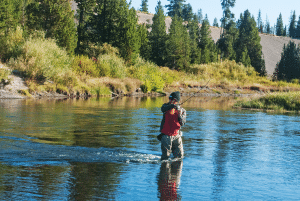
[234,92,300,112]
[2,28,300,97]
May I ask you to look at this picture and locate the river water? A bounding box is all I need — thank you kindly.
[0,97,299,200]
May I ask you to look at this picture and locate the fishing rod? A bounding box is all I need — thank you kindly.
[179,79,211,106]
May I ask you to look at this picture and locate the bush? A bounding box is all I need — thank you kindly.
[96,54,126,79]
[70,55,99,77]
[127,58,164,92]
[0,26,25,62]
[8,37,76,87]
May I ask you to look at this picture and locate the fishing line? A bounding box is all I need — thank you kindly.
[179,79,211,106]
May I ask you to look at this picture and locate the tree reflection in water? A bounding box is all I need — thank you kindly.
[157,160,183,201]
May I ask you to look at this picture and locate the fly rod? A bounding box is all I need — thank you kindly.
[179,79,211,106]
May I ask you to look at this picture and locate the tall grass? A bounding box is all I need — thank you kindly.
[127,58,165,92]
[235,92,300,111]
[8,37,77,86]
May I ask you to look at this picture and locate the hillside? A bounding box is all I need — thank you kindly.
[137,12,300,76]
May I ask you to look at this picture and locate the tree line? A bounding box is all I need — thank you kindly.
[1,0,300,80]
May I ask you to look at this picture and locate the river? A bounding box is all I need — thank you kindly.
[0,97,299,200]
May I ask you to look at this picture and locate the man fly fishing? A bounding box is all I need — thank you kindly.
[158,92,186,160]
[158,80,210,160]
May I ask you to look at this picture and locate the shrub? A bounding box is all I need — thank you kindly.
[8,37,76,87]
[96,54,126,79]
[0,26,25,61]
[70,55,98,77]
[127,58,164,92]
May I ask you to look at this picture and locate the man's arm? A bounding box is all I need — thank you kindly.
[161,103,176,113]
[178,108,186,126]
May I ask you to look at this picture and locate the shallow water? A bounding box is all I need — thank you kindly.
[0,97,300,200]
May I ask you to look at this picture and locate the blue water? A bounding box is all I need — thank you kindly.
[0,97,300,200]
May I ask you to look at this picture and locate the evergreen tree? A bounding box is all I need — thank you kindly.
[217,19,238,61]
[204,14,210,26]
[149,0,167,66]
[199,18,217,63]
[283,25,287,36]
[74,0,96,54]
[197,8,203,24]
[182,3,193,22]
[137,23,151,60]
[220,0,235,30]
[274,41,300,81]
[276,13,284,36]
[295,16,300,38]
[188,14,201,64]
[140,0,148,13]
[236,9,266,75]
[288,10,296,37]
[0,0,23,33]
[117,6,140,64]
[165,14,191,70]
[257,9,264,33]
[257,10,262,30]
[165,0,186,18]
[90,0,139,63]
[239,45,251,67]
[265,15,271,34]
[213,18,219,27]
[26,0,77,54]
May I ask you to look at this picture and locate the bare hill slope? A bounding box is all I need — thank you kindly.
[137,12,300,76]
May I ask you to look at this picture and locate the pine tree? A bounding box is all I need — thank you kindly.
[217,19,238,61]
[0,0,23,33]
[283,25,287,36]
[90,0,139,63]
[276,13,284,36]
[182,3,193,22]
[257,9,264,33]
[140,0,148,13]
[165,14,191,70]
[239,46,251,67]
[220,0,235,30]
[74,0,96,54]
[274,41,300,81]
[295,16,300,38]
[165,0,186,18]
[289,10,296,38]
[149,0,167,66]
[197,9,203,24]
[257,10,262,31]
[213,18,219,27]
[204,14,210,25]
[188,14,201,64]
[236,9,266,75]
[265,15,271,34]
[117,6,140,64]
[199,18,217,64]
[137,23,151,60]
[26,0,77,54]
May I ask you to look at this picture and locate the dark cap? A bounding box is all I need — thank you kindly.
[169,91,180,102]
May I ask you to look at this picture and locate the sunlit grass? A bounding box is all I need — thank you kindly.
[235,92,300,111]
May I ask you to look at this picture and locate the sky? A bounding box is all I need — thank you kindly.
[130,0,299,28]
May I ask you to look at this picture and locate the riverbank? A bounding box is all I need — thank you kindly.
[234,91,300,113]
[0,70,265,99]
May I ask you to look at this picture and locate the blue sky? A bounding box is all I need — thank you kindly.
[130,0,299,28]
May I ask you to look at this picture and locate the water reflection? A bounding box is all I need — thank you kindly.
[157,160,183,201]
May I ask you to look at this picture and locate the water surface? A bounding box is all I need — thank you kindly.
[0,97,299,200]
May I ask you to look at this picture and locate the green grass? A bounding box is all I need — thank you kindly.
[235,92,300,111]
